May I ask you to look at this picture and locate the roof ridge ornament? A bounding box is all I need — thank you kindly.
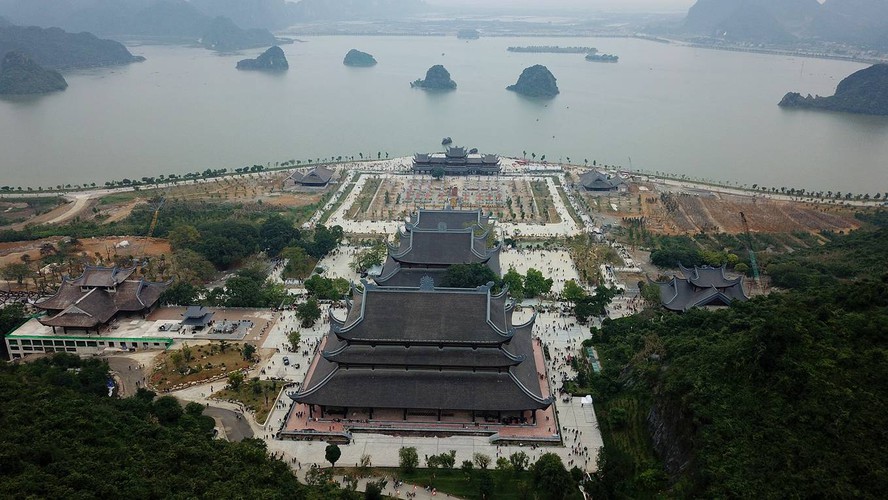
[419,275,435,291]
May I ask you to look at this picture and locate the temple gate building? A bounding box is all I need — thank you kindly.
[413,146,501,175]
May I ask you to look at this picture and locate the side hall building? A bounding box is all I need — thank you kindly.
[375,208,501,287]
[654,264,748,312]
[36,266,169,333]
[290,280,553,424]
[413,146,501,175]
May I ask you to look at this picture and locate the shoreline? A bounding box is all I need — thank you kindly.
[1,157,883,217]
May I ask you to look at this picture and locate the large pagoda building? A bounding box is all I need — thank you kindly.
[290,280,552,423]
[413,146,501,175]
[375,208,501,287]
[36,266,169,333]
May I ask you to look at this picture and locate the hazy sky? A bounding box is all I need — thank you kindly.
[424,0,697,12]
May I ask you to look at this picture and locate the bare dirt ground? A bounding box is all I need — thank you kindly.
[0,236,171,266]
[582,182,861,235]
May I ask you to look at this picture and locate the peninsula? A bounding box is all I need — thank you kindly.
[0,51,68,95]
[411,65,457,90]
[236,46,288,71]
[779,63,888,116]
[343,49,377,67]
[507,64,559,98]
[586,53,619,62]
[0,24,144,70]
[508,46,596,54]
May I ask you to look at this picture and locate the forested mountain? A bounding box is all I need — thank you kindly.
[0,0,429,36]
[0,355,313,497]
[0,24,144,69]
[780,64,888,115]
[0,50,67,94]
[682,0,888,48]
[581,216,888,498]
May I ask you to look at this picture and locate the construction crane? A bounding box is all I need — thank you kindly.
[133,196,165,265]
[146,197,165,238]
[739,212,763,292]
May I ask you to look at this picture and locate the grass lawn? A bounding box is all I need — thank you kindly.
[150,342,252,391]
[212,379,283,423]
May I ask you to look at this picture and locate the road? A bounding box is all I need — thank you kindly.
[107,355,149,397]
[204,406,254,442]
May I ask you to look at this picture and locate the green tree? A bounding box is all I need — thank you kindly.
[503,267,525,300]
[440,262,499,289]
[287,330,301,349]
[352,243,387,273]
[242,343,256,361]
[325,443,342,467]
[531,453,572,500]
[431,167,445,180]
[168,224,201,251]
[224,275,264,308]
[1,263,33,285]
[260,215,299,257]
[509,451,530,472]
[281,246,314,279]
[473,452,491,469]
[0,303,26,337]
[296,298,322,328]
[170,249,216,285]
[524,268,553,298]
[399,446,419,473]
[227,371,244,390]
[478,469,494,499]
[562,279,587,303]
[159,281,203,306]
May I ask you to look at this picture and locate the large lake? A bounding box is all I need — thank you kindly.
[1,36,887,194]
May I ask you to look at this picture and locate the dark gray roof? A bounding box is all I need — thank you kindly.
[656,266,748,312]
[579,170,623,191]
[324,344,523,368]
[182,306,214,326]
[408,208,490,231]
[38,278,169,328]
[68,266,135,288]
[291,166,333,185]
[334,283,512,345]
[294,367,550,411]
[389,227,499,266]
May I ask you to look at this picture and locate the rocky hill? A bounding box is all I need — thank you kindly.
[0,24,144,70]
[0,50,67,95]
[201,16,278,52]
[410,64,456,90]
[507,64,559,98]
[779,64,888,116]
[343,49,376,67]
[236,46,288,71]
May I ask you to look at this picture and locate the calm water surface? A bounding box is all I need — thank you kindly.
[1,36,886,194]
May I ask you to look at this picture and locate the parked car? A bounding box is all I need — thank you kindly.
[282,356,290,366]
